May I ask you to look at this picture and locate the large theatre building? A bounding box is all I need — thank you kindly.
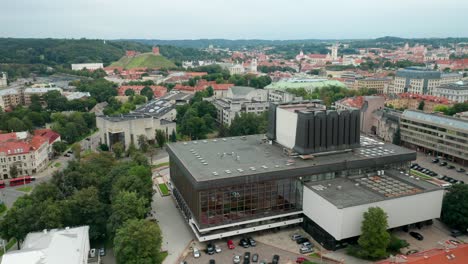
[167,101,444,250]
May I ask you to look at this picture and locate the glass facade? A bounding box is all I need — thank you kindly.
[198,178,302,227]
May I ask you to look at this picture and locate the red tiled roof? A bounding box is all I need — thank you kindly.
[0,133,17,142]
[30,135,47,150]
[398,93,453,104]
[0,141,31,155]
[338,96,365,108]
[376,243,468,264]
[34,129,60,144]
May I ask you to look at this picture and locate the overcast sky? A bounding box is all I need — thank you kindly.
[1,0,467,40]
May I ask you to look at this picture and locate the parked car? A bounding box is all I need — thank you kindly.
[451,229,464,237]
[206,243,215,255]
[302,241,313,248]
[296,257,308,263]
[193,247,201,258]
[272,255,280,264]
[244,252,251,261]
[432,158,439,163]
[447,165,455,169]
[252,253,259,262]
[259,260,267,264]
[215,244,221,253]
[457,168,466,173]
[99,248,106,257]
[228,240,235,249]
[440,162,448,166]
[300,247,313,254]
[409,231,424,241]
[233,255,241,263]
[239,238,250,248]
[296,237,310,244]
[291,234,302,241]
[248,237,256,247]
[64,153,70,157]
[209,260,215,264]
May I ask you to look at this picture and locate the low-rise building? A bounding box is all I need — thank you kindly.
[335,96,385,134]
[371,109,402,142]
[400,110,468,165]
[0,88,21,111]
[354,77,391,94]
[1,226,91,264]
[212,86,269,125]
[96,92,189,150]
[386,93,454,113]
[167,103,443,250]
[377,242,468,264]
[391,67,463,95]
[267,90,302,102]
[118,85,167,98]
[0,131,50,179]
[434,81,468,103]
[23,87,63,105]
[71,63,104,71]
[265,78,346,93]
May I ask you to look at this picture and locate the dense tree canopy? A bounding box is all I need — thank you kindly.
[357,207,391,260]
[114,219,163,264]
[442,184,468,232]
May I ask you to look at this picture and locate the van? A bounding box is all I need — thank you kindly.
[89,248,96,258]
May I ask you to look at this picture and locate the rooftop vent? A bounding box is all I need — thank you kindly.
[250,167,256,171]
[212,172,219,176]
[237,169,244,173]
[225,170,231,174]
[203,140,208,143]
[337,186,342,190]
[261,165,268,169]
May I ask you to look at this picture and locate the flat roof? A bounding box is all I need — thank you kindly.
[402,110,468,131]
[305,171,440,208]
[167,135,416,190]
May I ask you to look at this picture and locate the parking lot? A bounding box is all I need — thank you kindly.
[413,152,468,186]
[182,228,336,264]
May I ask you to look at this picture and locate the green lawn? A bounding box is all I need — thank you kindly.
[153,162,169,169]
[409,169,432,180]
[158,251,168,263]
[111,53,175,69]
[54,162,61,167]
[158,183,170,196]
[16,186,33,193]
[0,239,17,257]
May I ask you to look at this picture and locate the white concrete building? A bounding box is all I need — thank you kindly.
[391,67,463,95]
[434,81,468,103]
[1,226,90,264]
[71,63,104,71]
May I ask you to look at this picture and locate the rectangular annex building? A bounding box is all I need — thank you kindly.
[167,102,444,250]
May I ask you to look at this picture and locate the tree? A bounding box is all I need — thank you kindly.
[206,86,214,97]
[114,219,163,264]
[125,89,135,96]
[417,100,425,111]
[140,86,154,101]
[137,135,149,152]
[6,117,26,132]
[357,207,390,260]
[170,130,177,142]
[112,142,125,159]
[107,191,148,237]
[52,141,68,156]
[155,129,166,148]
[392,127,401,145]
[126,142,137,157]
[99,143,110,151]
[218,123,229,137]
[442,184,468,232]
[10,165,18,178]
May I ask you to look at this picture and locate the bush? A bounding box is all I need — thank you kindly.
[387,235,409,253]
[0,203,6,214]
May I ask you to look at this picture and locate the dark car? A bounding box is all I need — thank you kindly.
[239,238,250,248]
[272,255,280,264]
[451,229,464,237]
[296,237,310,244]
[432,158,439,163]
[440,162,448,166]
[252,253,259,262]
[244,252,251,260]
[447,165,455,169]
[409,231,424,241]
[206,243,215,255]
[248,237,256,247]
[209,260,215,264]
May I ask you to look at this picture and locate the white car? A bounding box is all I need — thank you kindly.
[193,247,201,258]
[233,255,241,263]
[215,245,222,253]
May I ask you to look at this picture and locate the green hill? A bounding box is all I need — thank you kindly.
[111,53,176,69]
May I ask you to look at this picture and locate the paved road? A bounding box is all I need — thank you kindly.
[151,190,194,264]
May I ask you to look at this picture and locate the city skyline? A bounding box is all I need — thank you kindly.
[1,0,468,40]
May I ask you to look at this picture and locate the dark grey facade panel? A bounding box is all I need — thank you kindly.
[293,109,361,155]
[266,102,278,140]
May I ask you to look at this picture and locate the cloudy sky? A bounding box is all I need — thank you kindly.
[1,0,467,39]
